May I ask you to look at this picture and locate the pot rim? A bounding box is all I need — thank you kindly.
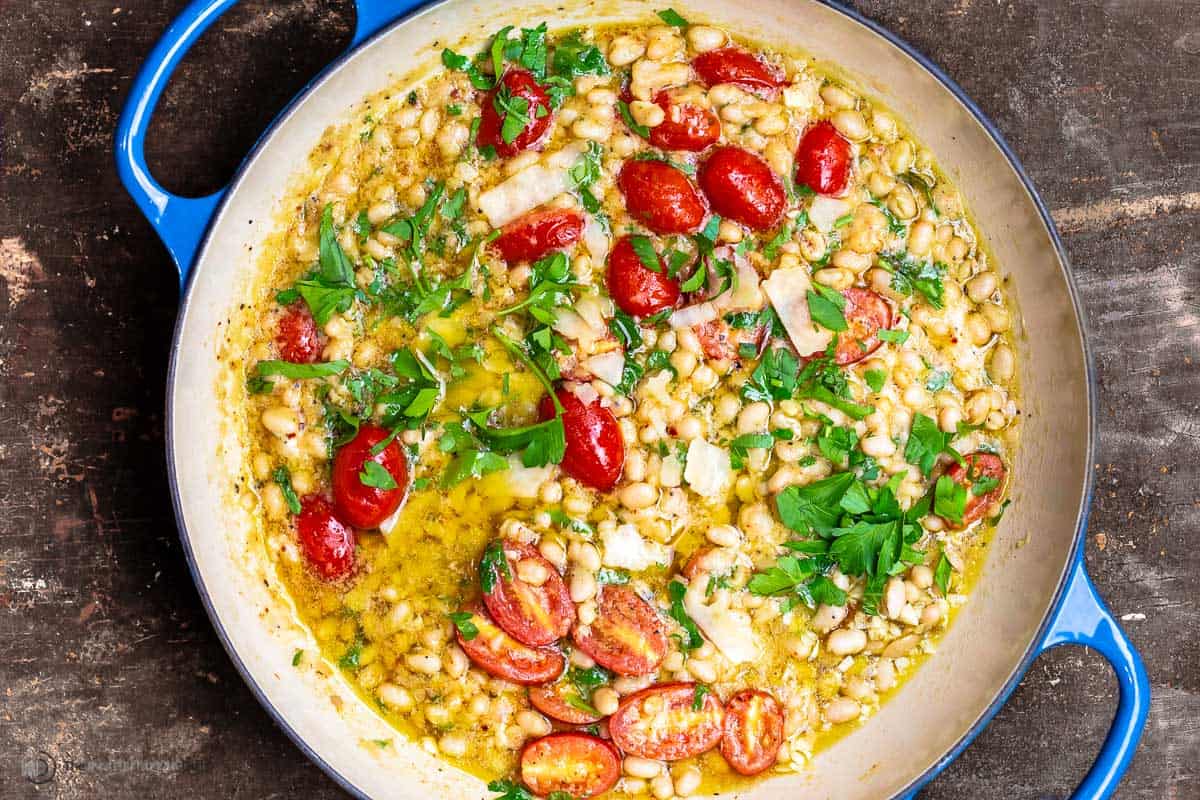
[164,2,1098,798]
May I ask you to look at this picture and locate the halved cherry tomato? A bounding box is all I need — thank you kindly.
[331,424,409,529]
[693,318,765,362]
[539,387,625,491]
[607,235,681,317]
[572,585,667,676]
[609,682,726,760]
[830,288,892,365]
[617,159,707,235]
[720,689,785,776]
[529,682,604,725]
[698,147,786,232]
[296,496,356,581]
[483,540,575,647]
[692,47,785,95]
[795,120,853,196]
[520,732,621,798]
[477,69,554,158]
[944,452,1007,527]
[649,90,721,152]
[454,606,565,685]
[493,207,585,264]
[275,303,321,364]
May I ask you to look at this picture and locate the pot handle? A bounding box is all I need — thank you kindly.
[1036,556,1150,799]
[115,0,420,291]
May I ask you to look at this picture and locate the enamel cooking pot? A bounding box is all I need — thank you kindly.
[116,1,1150,797]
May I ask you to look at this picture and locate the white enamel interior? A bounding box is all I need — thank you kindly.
[168,1,1091,797]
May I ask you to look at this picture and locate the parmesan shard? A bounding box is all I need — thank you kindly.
[683,579,760,664]
[478,143,586,227]
[600,524,673,571]
[808,195,852,233]
[684,439,732,499]
[762,266,832,356]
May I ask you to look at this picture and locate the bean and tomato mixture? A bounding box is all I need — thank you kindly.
[235,12,1019,799]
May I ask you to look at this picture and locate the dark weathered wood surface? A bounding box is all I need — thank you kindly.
[0,1,1195,797]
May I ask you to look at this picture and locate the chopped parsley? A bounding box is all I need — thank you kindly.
[448,611,479,640]
[657,8,689,27]
[358,460,398,490]
[479,540,512,594]
[667,579,703,650]
[272,466,302,515]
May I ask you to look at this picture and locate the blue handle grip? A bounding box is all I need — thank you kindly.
[1039,556,1151,800]
[115,0,418,292]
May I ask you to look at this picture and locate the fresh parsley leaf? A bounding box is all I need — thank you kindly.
[359,460,398,490]
[776,472,856,537]
[448,611,479,640]
[667,580,703,650]
[442,48,493,89]
[596,568,630,585]
[479,540,512,594]
[880,252,945,308]
[246,375,274,394]
[729,433,773,470]
[934,552,952,596]
[609,309,644,350]
[618,99,650,138]
[318,204,355,286]
[743,347,800,402]
[679,262,707,293]
[657,8,689,26]
[257,359,350,380]
[272,466,302,515]
[877,328,909,344]
[628,235,660,272]
[442,448,509,487]
[933,474,967,525]
[691,683,710,712]
[864,368,887,393]
[807,286,848,332]
[487,779,536,800]
[569,141,604,212]
[551,31,609,79]
[338,639,363,670]
[903,412,957,477]
[645,349,674,375]
[971,473,1000,496]
[292,649,304,666]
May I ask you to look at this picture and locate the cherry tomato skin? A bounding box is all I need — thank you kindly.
[295,496,356,581]
[698,146,787,232]
[520,733,621,799]
[571,585,667,676]
[275,303,322,364]
[720,690,785,776]
[693,318,765,362]
[483,540,576,647]
[692,47,785,94]
[617,159,708,235]
[477,69,554,158]
[454,606,565,685]
[607,235,681,317]
[539,387,625,491]
[609,682,726,760]
[795,120,853,196]
[493,207,586,264]
[648,91,721,152]
[330,424,409,530]
[945,453,1007,527]
[528,683,604,725]
[832,288,893,365]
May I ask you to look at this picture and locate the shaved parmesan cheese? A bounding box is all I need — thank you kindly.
[584,350,625,386]
[669,302,719,329]
[576,293,613,333]
[583,215,610,264]
[601,524,672,571]
[567,381,599,406]
[684,439,732,498]
[808,195,852,233]
[763,266,832,356]
[713,259,764,314]
[683,580,760,664]
[502,458,554,499]
[478,143,586,227]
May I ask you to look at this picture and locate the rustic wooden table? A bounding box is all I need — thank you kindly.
[1,1,1195,797]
